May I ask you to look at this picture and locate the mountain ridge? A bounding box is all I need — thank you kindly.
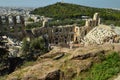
[31,2,120,20]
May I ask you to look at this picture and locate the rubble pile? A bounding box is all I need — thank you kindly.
[83,25,120,45]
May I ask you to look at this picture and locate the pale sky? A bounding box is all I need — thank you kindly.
[0,0,119,8]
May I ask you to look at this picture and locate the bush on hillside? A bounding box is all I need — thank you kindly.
[31,2,120,26]
[0,48,9,76]
[75,52,120,80]
[25,22,42,30]
[21,37,47,61]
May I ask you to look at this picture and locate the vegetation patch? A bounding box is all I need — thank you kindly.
[25,22,42,30]
[31,2,120,26]
[74,52,120,80]
[21,36,48,61]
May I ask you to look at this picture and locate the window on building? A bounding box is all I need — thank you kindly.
[76,28,78,32]
[55,37,58,41]
[59,28,62,32]
[70,28,72,32]
[16,16,21,23]
[55,42,58,44]
[55,28,59,32]
[71,35,74,39]
[9,17,13,24]
[2,20,6,23]
[1,16,5,19]
[65,40,67,43]
[65,36,67,39]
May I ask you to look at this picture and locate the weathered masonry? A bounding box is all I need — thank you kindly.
[0,15,25,34]
[32,13,100,46]
[33,25,80,45]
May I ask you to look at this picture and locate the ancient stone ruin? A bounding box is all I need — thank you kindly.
[31,13,100,47]
[0,15,25,35]
[83,25,120,45]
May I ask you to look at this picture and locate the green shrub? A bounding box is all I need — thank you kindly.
[0,48,9,76]
[25,22,42,29]
[30,37,45,50]
[28,18,34,22]
[74,52,120,80]
[45,19,85,27]
[31,2,120,26]
[21,38,30,52]
[21,37,47,61]
[87,52,120,80]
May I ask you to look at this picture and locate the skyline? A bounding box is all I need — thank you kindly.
[0,0,120,9]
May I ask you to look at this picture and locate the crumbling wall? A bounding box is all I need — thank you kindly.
[82,13,101,37]
[83,25,120,45]
[32,25,80,45]
[0,15,25,35]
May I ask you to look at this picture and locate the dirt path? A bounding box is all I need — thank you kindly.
[114,75,120,80]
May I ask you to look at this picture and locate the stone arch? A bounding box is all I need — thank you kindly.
[8,16,14,24]
[16,15,21,23]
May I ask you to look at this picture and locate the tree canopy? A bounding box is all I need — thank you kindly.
[31,2,120,20]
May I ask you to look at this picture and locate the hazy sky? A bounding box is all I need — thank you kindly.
[0,0,120,8]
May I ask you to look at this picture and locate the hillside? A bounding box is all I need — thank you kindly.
[31,2,120,26]
[5,44,120,80]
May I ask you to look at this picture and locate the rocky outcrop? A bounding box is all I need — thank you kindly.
[83,25,120,45]
[45,70,61,80]
[20,69,61,80]
[70,49,104,60]
[6,44,120,80]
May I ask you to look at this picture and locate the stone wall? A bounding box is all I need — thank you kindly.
[32,25,80,45]
[30,13,101,46]
[85,13,100,31]
[0,15,25,35]
[85,13,100,27]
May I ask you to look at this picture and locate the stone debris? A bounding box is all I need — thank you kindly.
[83,25,120,45]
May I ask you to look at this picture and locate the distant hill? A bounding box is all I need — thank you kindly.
[31,2,120,26]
